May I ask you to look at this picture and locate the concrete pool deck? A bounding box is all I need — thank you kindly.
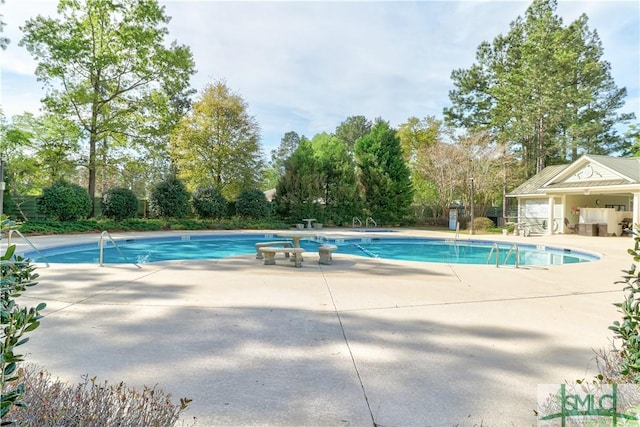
[4,229,634,426]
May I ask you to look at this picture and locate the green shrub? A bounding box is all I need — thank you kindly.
[1,217,46,422]
[101,188,139,220]
[608,233,640,382]
[192,186,227,219]
[148,176,191,218]
[37,181,91,221]
[472,216,495,230]
[236,189,269,219]
[7,365,192,426]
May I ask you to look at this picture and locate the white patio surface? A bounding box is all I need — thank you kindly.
[5,229,633,426]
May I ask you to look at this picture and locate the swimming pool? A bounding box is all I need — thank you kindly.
[23,233,599,266]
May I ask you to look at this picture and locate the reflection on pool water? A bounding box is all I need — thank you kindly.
[23,234,599,266]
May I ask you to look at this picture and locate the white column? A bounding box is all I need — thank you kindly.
[548,196,555,235]
[634,193,640,236]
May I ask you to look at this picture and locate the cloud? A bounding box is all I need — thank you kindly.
[1,0,638,153]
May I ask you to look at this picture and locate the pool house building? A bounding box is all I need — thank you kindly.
[507,155,640,236]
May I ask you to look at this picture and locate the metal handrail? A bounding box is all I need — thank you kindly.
[486,243,519,268]
[99,231,140,268]
[352,217,362,228]
[366,217,377,228]
[7,229,50,267]
[487,243,499,267]
[504,244,520,268]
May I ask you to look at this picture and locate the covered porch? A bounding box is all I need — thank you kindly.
[507,155,640,236]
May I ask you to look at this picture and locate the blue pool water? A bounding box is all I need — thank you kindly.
[23,233,599,266]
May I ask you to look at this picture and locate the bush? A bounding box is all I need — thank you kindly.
[1,217,46,422]
[472,216,495,230]
[37,181,91,221]
[101,188,139,220]
[235,189,269,219]
[148,176,191,218]
[192,186,227,219]
[608,233,640,383]
[7,365,192,426]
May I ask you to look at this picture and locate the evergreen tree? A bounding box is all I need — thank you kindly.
[444,0,633,177]
[355,120,413,224]
[273,139,323,223]
[311,133,362,226]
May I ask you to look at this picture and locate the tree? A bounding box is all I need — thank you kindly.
[355,119,413,224]
[0,113,82,219]
[170,80,263,200]
[20,0,195,216]
[0,0,9,49]
[311,132,362,225]
[335,115,371,156]
[397,116,442,220]
[274,139,323,223]
[263,131,301,190]
[444,0,633,178]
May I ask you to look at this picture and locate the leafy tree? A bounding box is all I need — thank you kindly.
[148,175,191,218]
[412,131,503,221]
[192,186,227,219]
[1,113,83,219]
[170,80,263,200]
[397,116,442,219]
[20,0,195,216]
[311,132,362,225]
[444,0,633,177]
[236,189,269,219]
[335,115,371,156]
[355,119,413,224]
[274,139,324,222]
[101,187,138,220]
[38,181,91,221]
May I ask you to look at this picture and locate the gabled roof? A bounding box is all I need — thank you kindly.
[586,155,640,182]
[508,164,568,196]
[508,155,640,197]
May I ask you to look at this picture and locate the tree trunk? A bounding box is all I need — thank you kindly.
[88,133,97,218]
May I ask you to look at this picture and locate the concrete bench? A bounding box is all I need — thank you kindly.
[259,247,305,268]
[255,241,293,259]
[318,244,338,265]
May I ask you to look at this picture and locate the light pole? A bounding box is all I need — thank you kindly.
[470,177,475,235]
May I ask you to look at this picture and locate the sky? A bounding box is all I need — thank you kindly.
[1,0,639,155]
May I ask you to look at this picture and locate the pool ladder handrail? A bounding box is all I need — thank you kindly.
[366,217,377,228]
[486,243,519,268]
[7,229,50,267]
[99,231,141,268]
[352,217,362,228]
